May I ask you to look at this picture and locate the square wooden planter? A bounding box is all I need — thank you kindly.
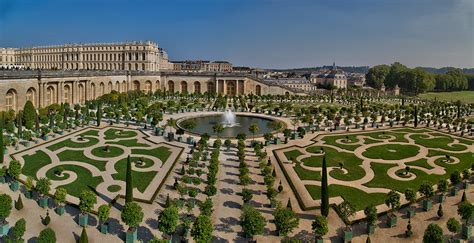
[423,200,433,211]
[387,215,397,227]
[462,224,472,240]
[407,207,416,218]
[79,214,89,227]
[0,223,9,236]
[38,197,49,208]
[100,223,109,234]
[55,206,65,216]
[126,228,137,243]
[343,229,353,242]
[9,181,19,192]
[367,224,375,235]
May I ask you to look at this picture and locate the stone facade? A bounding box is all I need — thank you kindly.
[11,41,171,71]
[171,60,232,72]
[0,70,292,111]
[0,48,17,69]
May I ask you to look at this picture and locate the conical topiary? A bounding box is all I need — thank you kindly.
[366,236,371,243]
[125,155,133,203]
[286,198,292,210]
[15,194,23,210]
[461,190,467,202]
[165,194,171,208]
[79,226,88,243]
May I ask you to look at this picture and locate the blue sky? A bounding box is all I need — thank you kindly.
[0,0,472,69]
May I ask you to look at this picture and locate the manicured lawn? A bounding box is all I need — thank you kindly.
[57,150,107,171]
[283,149,303,161]
[362,144,420,160]
[322,134,379,151]
[294,163,321,181]
[411,133,469,151]
[81,129,99,137]
[22,151,52,179]
[406,158,434,170]
[104,128,137,140]
[304,146,365,181]
[365,131,409,143]
[45,164,103,198]
[47,137,99,151]
[132,147,172,163]
[418,91,474,103]
[91,146,124,158]
[107,184,121,192]
[106,139,150,148]
[112,157,157,193]
[305,184,387,211]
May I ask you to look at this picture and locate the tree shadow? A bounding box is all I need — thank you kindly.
[107,217,125,237]
[223,201,241,209]
[137,225,155,242]
[220,187,234,195]
[145,217,159,230]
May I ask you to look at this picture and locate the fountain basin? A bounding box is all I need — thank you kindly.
[177,113,283,138]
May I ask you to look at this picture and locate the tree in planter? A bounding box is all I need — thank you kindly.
[97,204,110,233]
[8,160,22,184]
[191,214,213,242]
[224,139,232,150]
[437,179,448,203]
[423,223,443,243]
[0,193,12,227]
[364,204,377,234]
[240,204,265,239]
[385,190,400,226]
[248,123,259,144]
[125,155,133,203]
[36,177,51,208]
[212,124,224,138]
[437,204,444,219]
[462,169,470,188]
[79,190,96,225]
[451,170,462,186]
[338,201,356,233]
[53,188,67,214]
[241,188,253,204]
[418,182,434,211]
[37,227,56,243]
[447,217,461,241]
[121,202,144,234]
[320,156,329,217]
[12,218,26,242]
[198,197,213,216]
[457,201,474,225]
[158,205,179,240]
[312,215,328,242]
[404,188,417,218]
[273,205,299,237]
[24,176,35,198]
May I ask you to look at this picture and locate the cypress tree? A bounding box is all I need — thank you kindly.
[35,112,40,132]
[125,155,133,203]
[15,194,23,210]
[79,226,88,243]
[96,103,102,127]
[414,106,418,128]
[17,111,22,139]
[22,100,36,130]
[321,156,329,217]
[0,115,4,164]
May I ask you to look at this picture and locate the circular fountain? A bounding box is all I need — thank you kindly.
[177,110,283,138]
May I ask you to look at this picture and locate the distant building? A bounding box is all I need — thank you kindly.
[347,73,366,87]
[171,60,232,72]
[0,48,19,69]
[264,78,317,93]
[309,62,347,89]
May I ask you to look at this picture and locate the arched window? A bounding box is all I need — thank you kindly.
[78,84,85,104]
[108,82,113,92]
[26,88,36,106]
[100,83,105,96]
[46,86,55,105]
[194,81,201,94]
[168,80,175,93]
[133,81,140,91]
[5,89,17,111]
[207,82,215,94]
[180,81,188,94]
[91,83,96,99]
[145,81,152,93]
[255,85,261,96]
[63,85,71,103]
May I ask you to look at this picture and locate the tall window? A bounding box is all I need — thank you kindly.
[5,90,17,111]
[63,85,70,103]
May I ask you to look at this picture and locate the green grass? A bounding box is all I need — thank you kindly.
[45,164,103,198]
[322,134,379,151]
[106,139,150,148]
[305,184,387,211]
[22,151,52,179]
[428,150,474,173]
[393,128,429,133]
[418,91,474,104]
[406,159,434,170]
[364,163,444,192]
[107,184,121,192]
[47,137,99,151]
[131,147,172,163]
[411,134,468,151]
[362,144,419,160]
[104,128,137,140]
[294,163,321,181]
[57,150,107,171]
[112,157,157,193]
[283,149,303,161]
[303,146,365,181]
[91,146,124,158]
[81,129,99,137]
[364,131,409,143]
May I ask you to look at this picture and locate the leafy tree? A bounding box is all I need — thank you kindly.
[158,206,179,239]
[240,204,265,238]
[447,217,461,240]
[273,205,300,236]
[191,215,213,242]
[79,190,96,214]
[385,190,400,213]
[249,123,259,143]
[0,118,4,164]
[0,193,12,223]
[12,218,26,242]
[320,156,329,217]
[437,179,448,195]
[97,204,110,225]
[437,204,443,218]
[79,227,88,243]
[125,155,133,203]
[212,124,224,138]
[418,182,434,199]
[312,215,328,240]
[338,201,356,228]
[36,177,51,197]
[37,228,56,243]
[23,100,36,130]
[423,223,443,243]
[8,160,22,180]
[404,188,417,206]
[451,170,462,185]
[53,188,67,207]
[198,197,213,216]
[366,64,390,89]
[121,202,144,230]
[457,201,474,224]
[242,188,253,203]
[364,204,377,227]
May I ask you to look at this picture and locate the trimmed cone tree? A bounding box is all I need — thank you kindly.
[321,156,329,217]
[125,155,133,203]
